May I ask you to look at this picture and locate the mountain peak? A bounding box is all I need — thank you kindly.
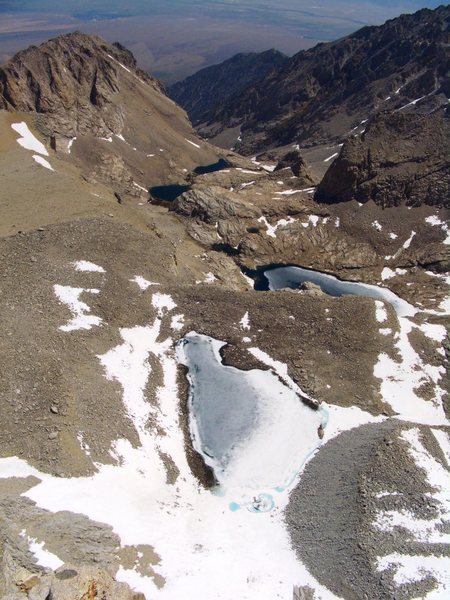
[0,31,163,135]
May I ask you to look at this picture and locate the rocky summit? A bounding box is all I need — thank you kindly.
[0,6,449,600]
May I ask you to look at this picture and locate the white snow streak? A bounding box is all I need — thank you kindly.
[73,260,105,273]
[184,138,201,148]
[32,155,54,171]
[324,152,339,162]
[54,285,102,332]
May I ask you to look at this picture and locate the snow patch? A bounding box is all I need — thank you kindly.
[381,267,396,281]
[375,301,388,323]
[32,155,54,171]
[11,122,48,155]
[131,276,160,290]
[403,230,416,249]
[170,314,185,331]
[151,293,177,316]
[372,220,382,231]
[240,312,250,331]
[67,137,76,153]
[21,530,64,570]
[374,319,447,425]
[375,428,450,593]
[73,260,105,273]
[54,285,102,332]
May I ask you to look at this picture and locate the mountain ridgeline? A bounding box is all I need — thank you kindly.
[173,5,450,154]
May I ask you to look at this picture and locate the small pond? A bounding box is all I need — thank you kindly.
[149,184,191,202]
[248,265,417,317]
[194,158,231,175]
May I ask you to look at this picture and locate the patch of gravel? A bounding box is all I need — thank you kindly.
[286,421,397,600]
[286,421,450,599]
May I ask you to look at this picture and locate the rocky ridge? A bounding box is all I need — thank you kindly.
[0,32,220,199]
[315,111,450,209]
[190,5,450,154]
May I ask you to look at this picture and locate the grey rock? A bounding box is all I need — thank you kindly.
[172,187,260,223]
[28,576,52,600]
[299,281,325,296]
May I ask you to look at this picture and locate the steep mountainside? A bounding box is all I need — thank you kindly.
[0,32,220,196]
[168,49,287,125]
[195,5,450,154]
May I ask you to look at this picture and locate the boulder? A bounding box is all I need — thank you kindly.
[172,187,260,223]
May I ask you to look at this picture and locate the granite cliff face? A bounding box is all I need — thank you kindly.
[315,111,450,208]
[190,5,450,153]
[0,32,162,137]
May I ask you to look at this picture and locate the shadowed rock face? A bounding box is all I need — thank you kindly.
[315,112,450,208]
[168,49,288,125]
[195,5,450,153]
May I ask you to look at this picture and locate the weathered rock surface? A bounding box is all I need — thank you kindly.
[0,32,161,137]
[315,112,450,208]
[273,150,317,187]
[172,186,261,223]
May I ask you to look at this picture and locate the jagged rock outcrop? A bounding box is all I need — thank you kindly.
[194,5,450,153]
[168,49,287,125]
[172,186,261,223]
[0,32,162,138]
[315,112,450,208]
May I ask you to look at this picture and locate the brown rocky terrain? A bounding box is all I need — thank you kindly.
[0,32,221,199]
[0,25,448,600]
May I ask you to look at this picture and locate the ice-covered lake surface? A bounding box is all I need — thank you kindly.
[262,265,417,317]
[177,332,324,506]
